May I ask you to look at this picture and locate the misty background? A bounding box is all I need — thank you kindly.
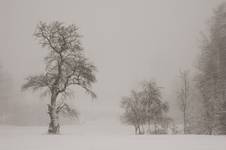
[0,0,225,126]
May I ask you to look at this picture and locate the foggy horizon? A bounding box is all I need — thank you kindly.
[0,0,225,125]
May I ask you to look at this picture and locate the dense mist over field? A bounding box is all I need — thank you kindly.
[0,0,225,128]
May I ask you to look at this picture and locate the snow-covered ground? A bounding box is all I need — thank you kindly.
[0,122,226,150]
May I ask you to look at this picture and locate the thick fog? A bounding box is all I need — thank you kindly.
[0,0,225,125]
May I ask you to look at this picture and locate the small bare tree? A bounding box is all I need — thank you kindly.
[141,80,162,134]
[121,90,145,134]
[177,70,190,134]
[121,80,170,135]
[22,21,97,134]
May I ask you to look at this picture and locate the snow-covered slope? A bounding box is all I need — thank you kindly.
[0,123,225,150]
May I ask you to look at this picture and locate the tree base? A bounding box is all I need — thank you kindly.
[48,123,60,134]
[48,104,60,134]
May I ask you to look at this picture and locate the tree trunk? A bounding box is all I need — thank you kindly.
[134,126,138,135]
[154,122,157,134]
[48,105,60,134]
[184,109,186,134]
[138,125,141,134]
[148,120,151,134]
[141,124,145,134]
[48,93,60,134]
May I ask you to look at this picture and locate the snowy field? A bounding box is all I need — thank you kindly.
[0,122,226,150]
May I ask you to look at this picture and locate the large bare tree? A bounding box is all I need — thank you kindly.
[22,21,97,134]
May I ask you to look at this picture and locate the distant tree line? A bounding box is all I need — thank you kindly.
[192,2,226,135]
[175,2,226,135]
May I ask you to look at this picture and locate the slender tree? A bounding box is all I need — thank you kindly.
[0,65,13,124]
[177,70,190,134]
[22,21,97,134]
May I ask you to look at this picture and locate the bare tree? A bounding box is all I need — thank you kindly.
[151,101,169,134]
[177,70,190,134]
[121,80,171,135]
[22,21,97,134]
[121,90,145,134]
[141,80,163,134]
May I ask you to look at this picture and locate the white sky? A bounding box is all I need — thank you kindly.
[0,0,225,124]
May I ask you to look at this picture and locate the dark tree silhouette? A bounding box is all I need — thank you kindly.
[22,21,97,134]
[195,2,226,134]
